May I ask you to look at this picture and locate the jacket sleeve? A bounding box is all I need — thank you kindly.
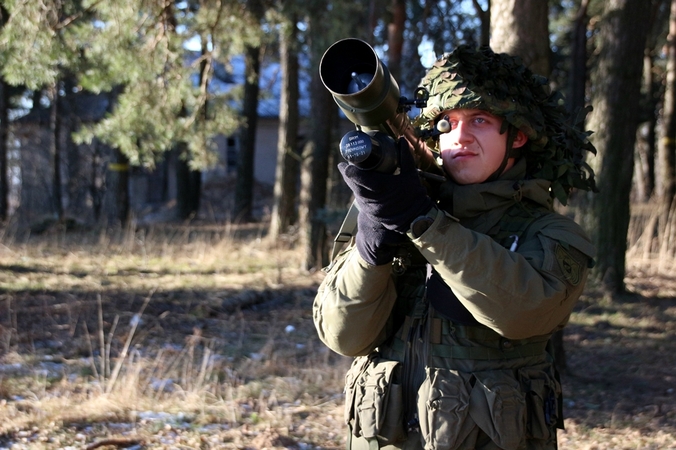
[412,208,595,339]
[313,246,399,356]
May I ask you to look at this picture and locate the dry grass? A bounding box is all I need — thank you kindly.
[0,224,348,448]
[0,221,674,449]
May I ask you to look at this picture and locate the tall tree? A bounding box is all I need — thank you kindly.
[0,1,288,227]
[387,0,406,82]
[234,0,266,223]
[0,77,7,222]
[0,1,95,222]
[655,0,676,258]
[298,71,334,269]
[298,0,344,270]
[73,1,244,222]
[110,148,130,225]
[299,0,374,270]
[634,0,668,203]
[269,13,300,239]
[472,0,490,47]
[585,0,653,293]
[0,3,9,222]
[658,0,676,206]
[48,81,64,219]
[568,0,591,117]
[176,142,201,219]
[490,0,550,75]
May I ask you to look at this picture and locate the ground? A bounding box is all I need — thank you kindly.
[0,228,674,449]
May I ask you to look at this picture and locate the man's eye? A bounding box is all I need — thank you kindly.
[474,117,486,124]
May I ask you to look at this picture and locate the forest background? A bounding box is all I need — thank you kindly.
[0,0,675,449]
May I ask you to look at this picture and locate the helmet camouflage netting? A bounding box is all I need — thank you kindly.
[413,45,597,205]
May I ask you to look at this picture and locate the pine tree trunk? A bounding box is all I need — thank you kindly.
[64,77,83,219]
[568,0,590,116]
[90,141,103,223]
[585,0,652,293]
[234,0,264,223]
[657,0,676,257]
[0,78,9,222]
[299,26,335,270]
[269,20,300,240]
[640,1,665,202]
[112,148,130,226]
[634,46,658,203]
[0,4,7,221]
[234,44,261,223]
[490,0,550,76]
[387,0,405,82]
[174,39,208,222]
[49,82,63,220]
[176,145,201,221]
[471,0,490,47]
[659,0,676,203]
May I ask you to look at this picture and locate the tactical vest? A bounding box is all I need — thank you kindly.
[379,199,561,437]
[385,198,552,361]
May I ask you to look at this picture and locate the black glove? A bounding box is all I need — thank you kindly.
[338,136,433,233]
[356,211,408,265]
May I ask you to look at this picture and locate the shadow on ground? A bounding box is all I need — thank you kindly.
[1,278,675,441]
[560,291,676,434]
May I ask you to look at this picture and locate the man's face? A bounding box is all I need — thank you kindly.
[438,109,526,184]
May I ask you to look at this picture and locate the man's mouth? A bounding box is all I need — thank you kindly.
[450,150,476,159]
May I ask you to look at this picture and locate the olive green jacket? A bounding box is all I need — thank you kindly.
[313,159,596,357]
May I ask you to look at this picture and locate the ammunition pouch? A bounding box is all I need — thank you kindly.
[415,364,559,450]
[416,367,473,450]
[345,353,406,448]
[518,362,561,442]
[468,369,526,450]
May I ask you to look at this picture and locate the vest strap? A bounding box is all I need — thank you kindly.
[394,318,550,361]
[429,339,549,360]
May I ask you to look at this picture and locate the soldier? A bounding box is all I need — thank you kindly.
[313,45,597,450]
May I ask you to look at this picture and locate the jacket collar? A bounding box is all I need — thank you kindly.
[438,158,553,234]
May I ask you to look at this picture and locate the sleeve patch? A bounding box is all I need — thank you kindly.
[555,243,583,286]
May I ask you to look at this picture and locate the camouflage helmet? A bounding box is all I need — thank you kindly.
[413,45,597,204]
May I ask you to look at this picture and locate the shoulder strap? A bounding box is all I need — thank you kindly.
[329,201,359,263]
[490,200,552,251]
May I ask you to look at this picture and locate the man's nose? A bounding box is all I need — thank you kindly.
[453,121,473,144]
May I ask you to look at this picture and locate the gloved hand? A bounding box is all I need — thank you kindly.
[356,211,408,265]
[338,136,433,233]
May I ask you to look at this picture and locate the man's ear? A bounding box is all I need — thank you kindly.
[512,130,528,149]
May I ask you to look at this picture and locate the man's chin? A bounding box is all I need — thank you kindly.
[449,174,484,185]
[446,164,484,185]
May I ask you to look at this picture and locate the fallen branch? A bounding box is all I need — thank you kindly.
[85,437,144,449]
